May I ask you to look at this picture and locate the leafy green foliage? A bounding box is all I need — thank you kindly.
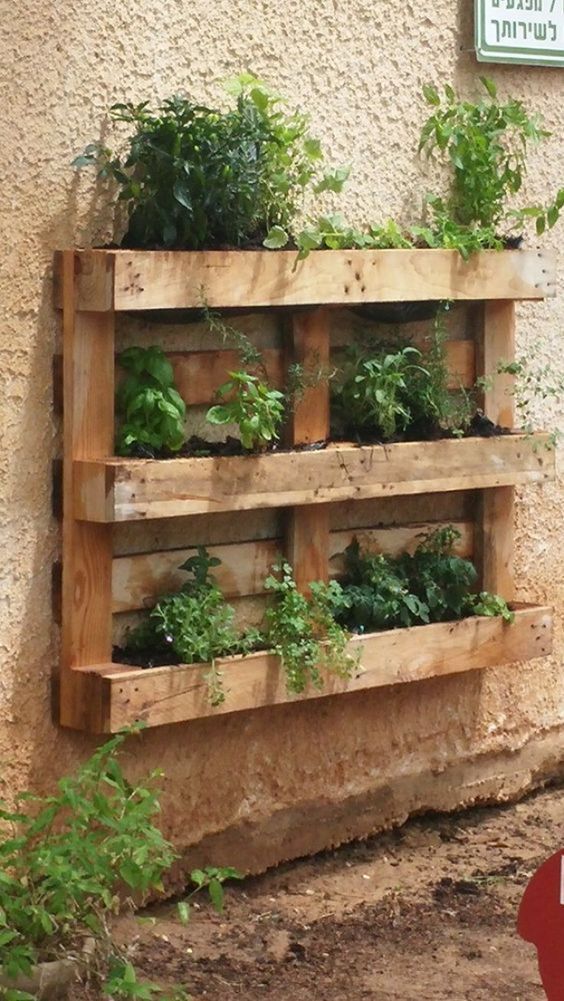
[116,346,186,456]
[206,371,285,451]
[0,728,175,991]
[104,958,190,1000]
[412,195,502,261]
[184,866,243,918]
[123,549,261,705]
[74,75,346,250]
[419,78,562,238]
[332,345,426,439]
[286,214,413,258]
[264,562,357,694]
[338,527,514,633]
[493,357,564,440]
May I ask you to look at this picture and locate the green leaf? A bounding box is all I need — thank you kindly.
[263,226,289,249]
[536,215,546,236]
[547,205,559,229]
[422,83,440,106]
[177,900,191,925]
[208,878,224,912]
[206,405,231,425]
[480,76,497,98]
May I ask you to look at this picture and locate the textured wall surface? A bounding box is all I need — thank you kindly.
[0,0,562,871]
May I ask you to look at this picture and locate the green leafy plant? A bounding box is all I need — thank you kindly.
[491,357,564,445]
[264,562,356,694]
[116,346,186,456]
[123,549,260,705]
[332,344,429,440]
[279,214,413,259]
[412,195,502,260]
[338,527,513,633]
[74,74,346,251]
[206,371,285,451]
[0,727,184,1000]
[419,78,564,238]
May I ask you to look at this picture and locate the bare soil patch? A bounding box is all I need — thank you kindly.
[86,782,564,999]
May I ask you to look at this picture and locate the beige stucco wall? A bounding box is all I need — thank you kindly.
[1,1,563,871]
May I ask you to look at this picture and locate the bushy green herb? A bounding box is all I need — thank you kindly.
[419,78,563,238]
[264,562,356,694]
[333,345,427,440]
[116,346,186,456]
[206,371,285,451]
[74,75,346,250]
[338,527,513,632]
[124,549,260,705]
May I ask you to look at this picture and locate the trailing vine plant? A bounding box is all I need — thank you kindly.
[264,561,357,694]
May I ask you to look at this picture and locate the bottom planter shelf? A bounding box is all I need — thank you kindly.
[59,604,553,732]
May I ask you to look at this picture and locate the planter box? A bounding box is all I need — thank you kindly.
[61,604,553,732]
[55,248,556,312]
[73,434,555,522]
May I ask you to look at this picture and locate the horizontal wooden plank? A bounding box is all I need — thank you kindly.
[61,604,553,731]
[55,249,556,311]
[53,340,475,416]
[74,434,555,522]
[111,521,474,612]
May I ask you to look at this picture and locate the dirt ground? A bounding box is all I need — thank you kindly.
[106,782,564,1000]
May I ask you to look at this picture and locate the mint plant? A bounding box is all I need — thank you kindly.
[116,346,186,456]
[74,74,347,250]
[264,562,356,694]
[206,371,285,452]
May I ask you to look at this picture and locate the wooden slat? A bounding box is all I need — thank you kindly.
[476,301,516,600]
[285,309,332,590]
[60,251,115,731]
[55,250,556,311]
[112,521,474,613]
[169,349,283,405]
[51,249,556,310]
[74,434,555,522]
[64,604,552,731]
[54,250,114,312]
[53,340,476,416]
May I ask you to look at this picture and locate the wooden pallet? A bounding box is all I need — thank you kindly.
[56,247,557,732]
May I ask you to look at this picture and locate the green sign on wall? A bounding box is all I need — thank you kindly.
[476,0,564,66]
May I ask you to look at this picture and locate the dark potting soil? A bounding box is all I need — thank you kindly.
[123,415,506,460]
[113,644,182,669]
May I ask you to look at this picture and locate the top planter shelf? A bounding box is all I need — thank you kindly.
[55,248,556,312]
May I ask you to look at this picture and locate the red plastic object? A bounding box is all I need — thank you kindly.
[517,849,564,1000]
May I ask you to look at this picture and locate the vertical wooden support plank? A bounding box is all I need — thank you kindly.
[285,309,331,593]
[60,251,115,729]
[476,301,515,600]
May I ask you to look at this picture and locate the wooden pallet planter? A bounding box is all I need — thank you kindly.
[62,605,553,733]
[74,435,554,522]
[56,247,557,732]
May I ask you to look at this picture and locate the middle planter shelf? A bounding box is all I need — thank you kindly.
[74,433,554,522]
